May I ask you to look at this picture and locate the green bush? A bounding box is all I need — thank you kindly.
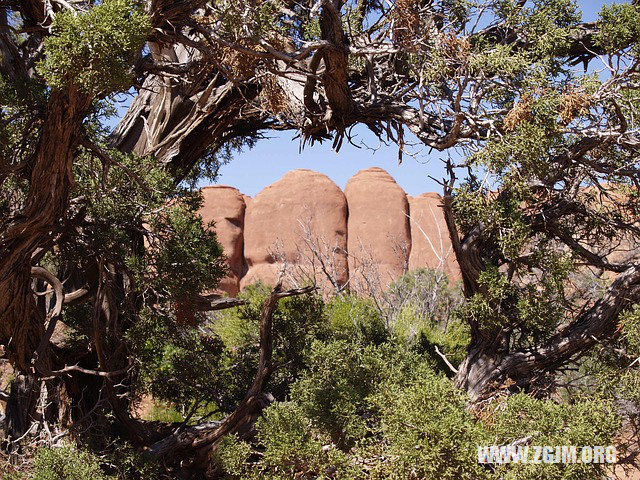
[216,403,356,479]
[289,340,433,447]
[212,282,327,407]
[386,269,463,328]
[32,444,110,480]
[289,340,376,445]
[213,434,253,478]
[102,442,163,480]
[383,269,468,371]
[24,442,163,480]
[413,311,470,372]
[257,402,327,469]
[323,294,388,345]
[487,394,621,480]
[222,339,622,480]
[257,401,357,479]
[127,307,228,409]
[368,364,490,480]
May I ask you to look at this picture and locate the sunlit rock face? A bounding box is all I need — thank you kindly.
[407,193,461,283]
[240,169,349,292]
[200,167,462,296]
[344,167,411,291]
[199,185,247,296]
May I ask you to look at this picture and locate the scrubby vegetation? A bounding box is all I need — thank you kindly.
[1,271,632,479]
[2,0,640,478]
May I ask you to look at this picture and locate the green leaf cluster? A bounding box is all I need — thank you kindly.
[212,283,328,407]
[323,295,388,346]
[38,0,150,95]
[127,307,228,407]
[32,444,111,480]
[596,3,640,53]
[488,394,620,480]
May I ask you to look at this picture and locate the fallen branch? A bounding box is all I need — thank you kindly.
[42,363,133,379]
[191,294,247,312]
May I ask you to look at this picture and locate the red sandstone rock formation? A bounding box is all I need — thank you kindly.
[199,185,247,296]
[240,169,349,291]
[344,167,411,292]
[407,193,461,283]
[200,168,467,295]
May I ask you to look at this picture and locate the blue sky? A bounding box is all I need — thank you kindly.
[210,127,456,197]
[111,1,615,197]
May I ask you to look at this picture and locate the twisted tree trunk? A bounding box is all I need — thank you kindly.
[455,265,640,400]
[0,88,91,368]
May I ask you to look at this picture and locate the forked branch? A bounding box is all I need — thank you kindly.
[147,284,317,465]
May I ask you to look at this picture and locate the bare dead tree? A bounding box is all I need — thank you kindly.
[296,217,350,295]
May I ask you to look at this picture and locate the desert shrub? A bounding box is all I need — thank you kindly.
[213,434,254,478]
[217,339,622,480]
[485,394,621,480]
[216,405,357,479]
[377,269,469,372]
[130,280,324,421]
[21,442,164,480]
[386,269,463,331]
[32,444,110,480]
[127,307,229,410]
[256,402,355,477]
[412,310,471,372]
[288,340,377,445]
[101,442,163,480]
[289,340,433,446]
[323,294,388,345]
[220,349,486,479]
[366,363,490,480]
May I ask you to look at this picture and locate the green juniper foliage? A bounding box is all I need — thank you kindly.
[208,273,625,479]
[38,0,150,94]
[2,0,640,478]
[211,283,328,409]
[215,338,621,480]
[595,3,640,53]
[32,444,110,480]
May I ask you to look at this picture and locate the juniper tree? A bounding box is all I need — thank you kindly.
[1,0,640,475]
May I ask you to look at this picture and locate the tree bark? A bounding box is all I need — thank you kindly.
[4,374,39,442]
[109,43,266,178]
[455,265,640,400]
[0,88,91,369]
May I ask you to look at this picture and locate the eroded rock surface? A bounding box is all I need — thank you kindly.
[240,169,349,291]
[199,185,247,296]
[408,193,461,283]
[344,167,411,291]
[200,168,464,296]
